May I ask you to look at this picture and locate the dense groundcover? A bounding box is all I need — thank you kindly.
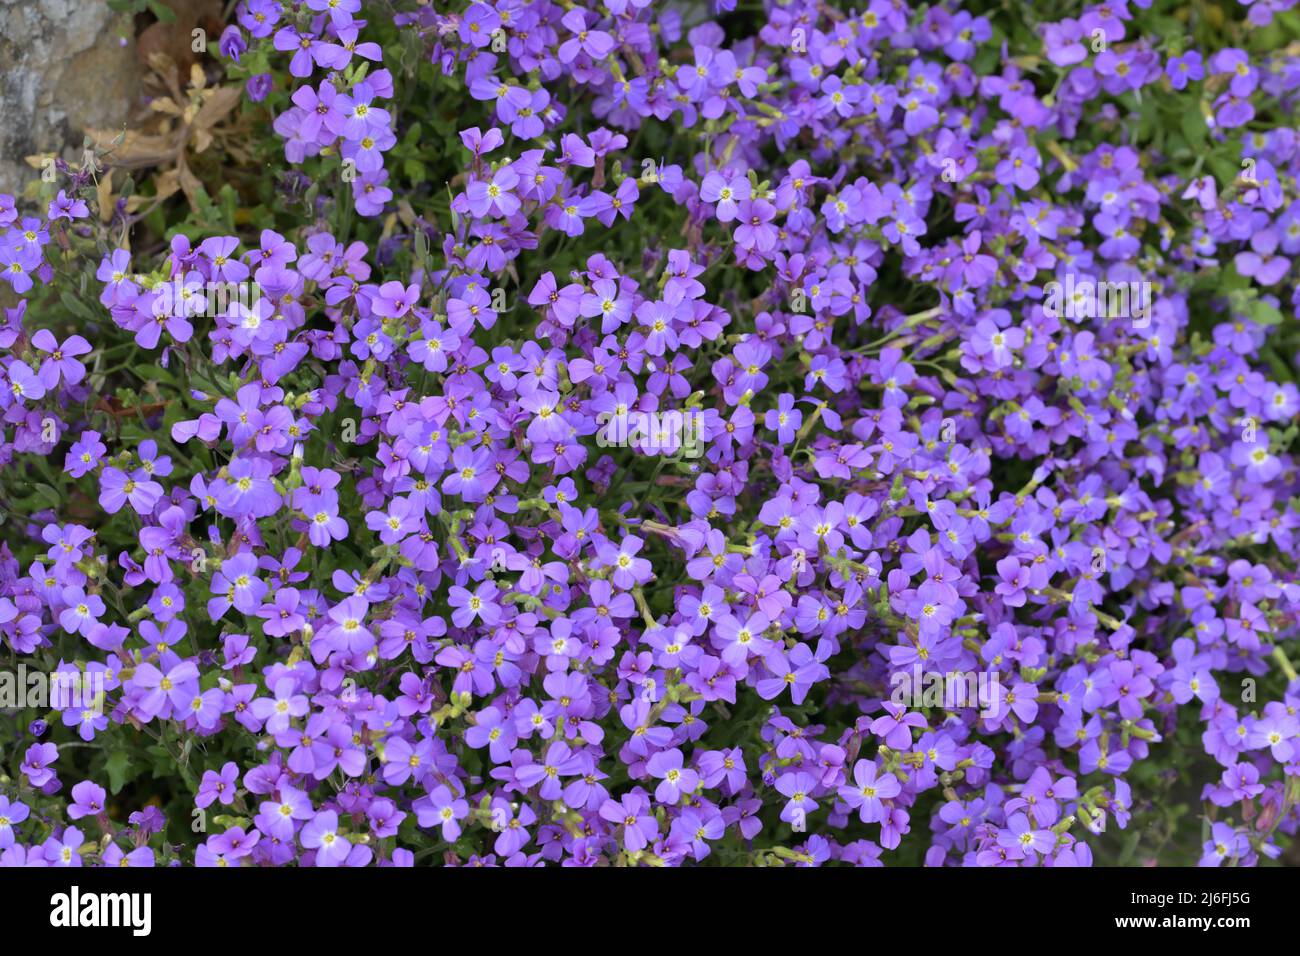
[0,0,1299,868]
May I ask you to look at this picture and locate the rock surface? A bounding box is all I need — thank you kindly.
[0,0,140,197]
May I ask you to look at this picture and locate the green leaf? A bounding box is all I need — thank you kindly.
[59,290,98,322]
[1179,108,1206,147]
[105,750,135,795]
[132,364,176,385]
[32,483,62,511]
[146,0,177,22]
[1205,153,1239,188]
[219,185,240,232]
[1250,299,1283,326]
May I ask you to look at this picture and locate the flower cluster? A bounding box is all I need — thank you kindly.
[0,0,1298,867]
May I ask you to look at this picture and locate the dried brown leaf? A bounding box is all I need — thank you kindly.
[96,171,115,223]
[177,160,202,208]
[192,86,242,131]
[83,128,180,169]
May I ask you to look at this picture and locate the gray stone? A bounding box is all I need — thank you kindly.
[0,0,140,197]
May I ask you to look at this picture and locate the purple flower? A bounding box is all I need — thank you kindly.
[301,810,352,866]
[646,748,700,805]
[67,781,107,820]
[599,792,658,851]
[21,743,59,788]
[838,760,901,823]
[997,813,1055,859]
